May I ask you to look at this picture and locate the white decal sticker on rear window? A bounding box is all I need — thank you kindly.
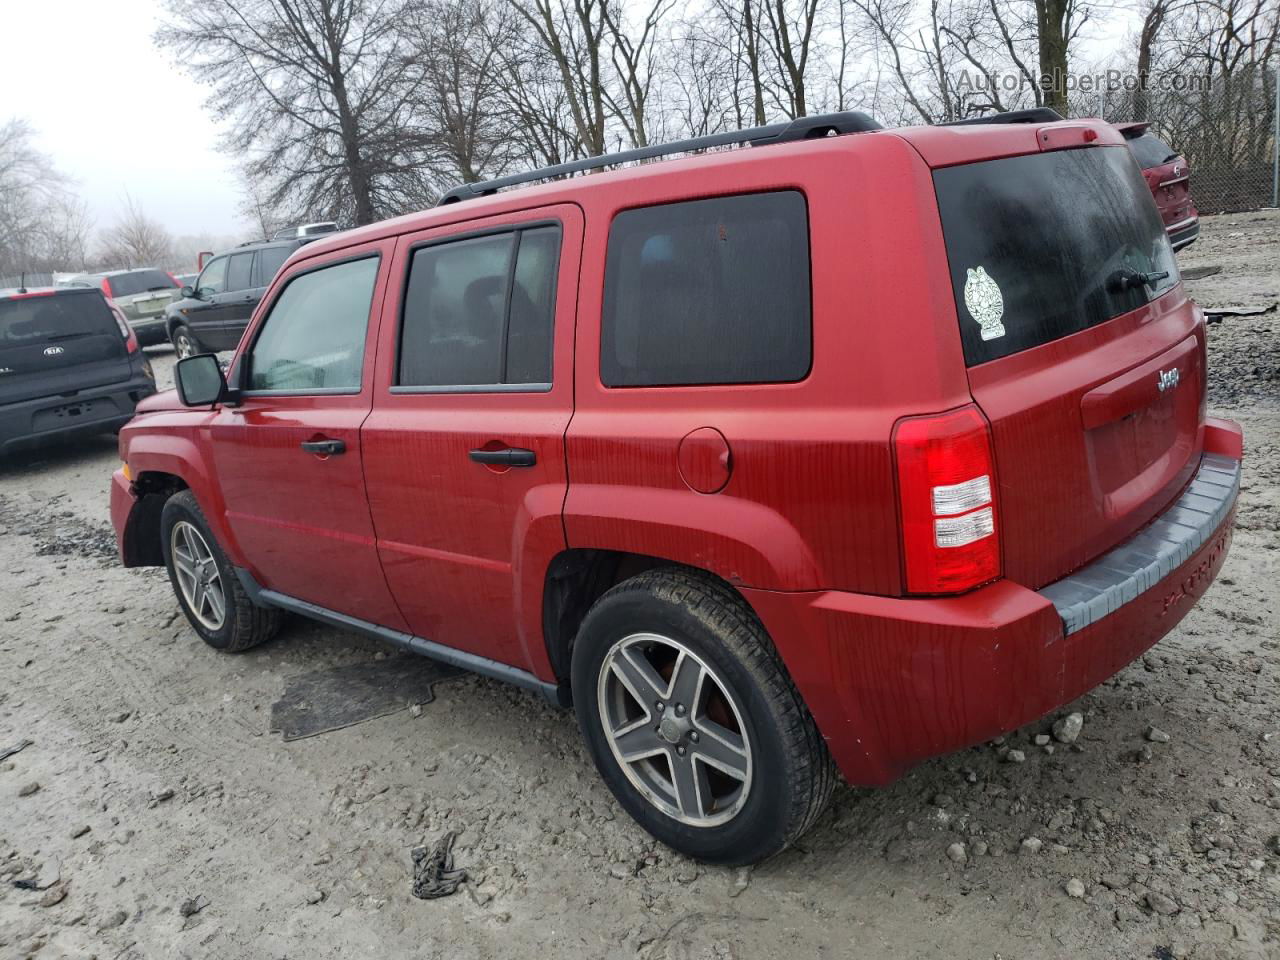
[964,266,1006,341]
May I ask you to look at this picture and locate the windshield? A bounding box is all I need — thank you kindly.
[0,292,117,349]
[934,145,1179,366]
[108,269,178,298]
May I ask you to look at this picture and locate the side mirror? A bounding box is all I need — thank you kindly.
[180,285,195,299]
[175,354,230,406]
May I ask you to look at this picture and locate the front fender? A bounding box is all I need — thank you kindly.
[121,424,247,568]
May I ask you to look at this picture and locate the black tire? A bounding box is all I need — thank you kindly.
[171,324,201,359]
[571,567,835,865]
[160,490,281,652]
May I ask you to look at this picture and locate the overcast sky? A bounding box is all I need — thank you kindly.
[0,0,245,239]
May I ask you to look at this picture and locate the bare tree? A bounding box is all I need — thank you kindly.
[100,194,174,269]
[158,0,432,226]
[0,118,94,277]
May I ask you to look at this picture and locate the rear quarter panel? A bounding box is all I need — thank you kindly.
[564,133,974,594]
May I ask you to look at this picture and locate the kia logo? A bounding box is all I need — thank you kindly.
[1157,368,1180,393]
[43,345,65,356]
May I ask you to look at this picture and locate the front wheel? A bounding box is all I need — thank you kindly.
[160,490,281,652]
[171,323,201,359]
[572,568,835,865]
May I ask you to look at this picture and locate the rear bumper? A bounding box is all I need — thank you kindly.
[744,419,1242,786]
[1168,216,1200,251]
[0,374,156,455]
[129,315,170,346]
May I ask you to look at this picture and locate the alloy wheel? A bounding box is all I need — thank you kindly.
[597,632,753,827]
[170,520,226,631]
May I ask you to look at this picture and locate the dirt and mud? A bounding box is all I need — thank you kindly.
[1,211,1277,959]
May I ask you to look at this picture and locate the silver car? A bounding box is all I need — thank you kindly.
[62,268,184,346]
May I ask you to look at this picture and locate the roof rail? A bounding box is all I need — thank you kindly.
[437,111,882,205]
[940,108,1065,127]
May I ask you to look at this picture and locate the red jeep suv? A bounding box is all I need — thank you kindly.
[111,110,1242,865]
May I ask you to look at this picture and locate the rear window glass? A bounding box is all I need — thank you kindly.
[1125,131,1177,169]
[934,146,1179,367]
[601,191,811,387]
[1,292,116,347]
[107,269,177,298]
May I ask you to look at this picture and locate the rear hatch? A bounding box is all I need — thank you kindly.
[933,141,1204,588]
[1123,127,1194,228]
[0,290,132,405]
[109,269,182,318]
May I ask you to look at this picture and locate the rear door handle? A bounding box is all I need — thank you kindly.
[469,447,536,467]
[300,438,346,455]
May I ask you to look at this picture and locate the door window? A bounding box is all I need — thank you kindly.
[398,225,560,388]
[197,257,229,297]
[246,256,379,393]
[255,245,292,286]
[226,253,254,293]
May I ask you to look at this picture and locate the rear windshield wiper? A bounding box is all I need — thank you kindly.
[1108,269,1170,293]
[145,285,171,292]
[1161,152,1180,163]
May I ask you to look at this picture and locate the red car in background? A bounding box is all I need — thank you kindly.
[1117,121,1199,250]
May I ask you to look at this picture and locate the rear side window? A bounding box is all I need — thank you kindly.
[107,269,177,298]
[255,246,291,286]
[247,256,379,392]
[601,191,811,387]
[398,225,560,388]
[0,292,116,346]
[934,146,1179,367]
[226,253,254,292]
[1125,132,1177,169]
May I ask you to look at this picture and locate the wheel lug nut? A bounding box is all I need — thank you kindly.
[676,745,686,756]
[655,701,665,712]
[675,703,685,716]
[690,731,699,742]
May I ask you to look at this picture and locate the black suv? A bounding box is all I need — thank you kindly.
[0,287,156,455]
[165,239,304,357]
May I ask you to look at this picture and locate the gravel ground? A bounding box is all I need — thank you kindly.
[1,211,1278,960]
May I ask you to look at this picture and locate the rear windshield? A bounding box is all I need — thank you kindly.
[1125,131,1178,169]
[934,146,1179,367]
[108,269,177,298]
[0,292,117,348]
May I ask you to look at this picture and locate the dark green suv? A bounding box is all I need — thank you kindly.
[165,239,303,357]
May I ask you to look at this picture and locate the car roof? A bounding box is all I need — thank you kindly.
[216,238,300,256]
[0,286,101,301]
[295,115,1121,263]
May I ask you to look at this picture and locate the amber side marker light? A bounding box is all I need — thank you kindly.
[894,404,1001,594]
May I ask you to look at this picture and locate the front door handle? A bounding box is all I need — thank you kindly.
[469,447,536,467]
[300,438,346,456]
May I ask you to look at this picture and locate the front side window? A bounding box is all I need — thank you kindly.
[601,191,812,387]
[398,225,560,388]
[197,257,228,297]
[247,256,379,393]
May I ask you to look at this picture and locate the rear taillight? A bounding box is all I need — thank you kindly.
[894,404,1000,594]
[167,272,181,288]
[111,306,139,353]
[101,276,114,299]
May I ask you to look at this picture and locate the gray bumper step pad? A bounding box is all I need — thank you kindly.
[1038,453,1240,635]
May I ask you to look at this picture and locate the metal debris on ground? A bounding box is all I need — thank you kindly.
[411,830,467,900]
[0,738,33,761]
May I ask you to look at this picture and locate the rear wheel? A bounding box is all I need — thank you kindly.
[572,568,835,865]
[171,324,201,359]
[160,490,280,652]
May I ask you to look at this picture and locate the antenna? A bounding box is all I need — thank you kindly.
[18,272,27,295]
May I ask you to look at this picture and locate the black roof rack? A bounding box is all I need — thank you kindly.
[940,108,1065,127]
[437,111,882,205]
